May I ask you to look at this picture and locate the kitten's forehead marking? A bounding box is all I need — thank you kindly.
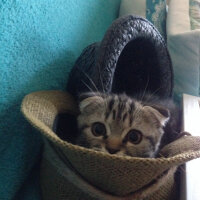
[113,110,116,120]
[108,98,114,111]
[129,101,135,114]
[105,95,136,123]
[122,113,128,122]
[117,104,125,120]
[105,96,115,120]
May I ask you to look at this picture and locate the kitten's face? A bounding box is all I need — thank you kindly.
[77,93,169,158]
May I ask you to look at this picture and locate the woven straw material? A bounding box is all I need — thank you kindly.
[39,139,177,200]
[21,90,200,199]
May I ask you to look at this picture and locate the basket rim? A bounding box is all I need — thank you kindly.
[21,90,200,165]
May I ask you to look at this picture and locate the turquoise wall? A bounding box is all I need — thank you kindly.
[0,0,121,199]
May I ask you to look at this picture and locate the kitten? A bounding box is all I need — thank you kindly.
[75,92,180,158]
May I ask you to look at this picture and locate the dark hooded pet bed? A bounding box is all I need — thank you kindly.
[67,15,173,98]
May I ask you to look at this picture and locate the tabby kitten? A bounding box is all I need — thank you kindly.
[76,92,179,158]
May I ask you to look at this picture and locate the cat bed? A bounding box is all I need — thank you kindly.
[21,90,200,199]
[21,15,199,199]
[67,15,173,98]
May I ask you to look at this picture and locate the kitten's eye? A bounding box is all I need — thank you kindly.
[91,122,106,137]
[127,129,142,144]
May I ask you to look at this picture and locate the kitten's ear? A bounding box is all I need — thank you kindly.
[78,92,102,102]
[79,92,104,113]
[144,105,170,126]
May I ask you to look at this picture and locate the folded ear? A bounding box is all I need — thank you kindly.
[79,92,104,113]
[78,92,105,102]
[144,105,170,127]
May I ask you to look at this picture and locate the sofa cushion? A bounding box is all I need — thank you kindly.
[167,0,200,100]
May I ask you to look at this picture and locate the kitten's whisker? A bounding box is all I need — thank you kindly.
[81,80,106,110]
[140,76,150,102]
[81,70,100,94]
[131,77,149,118]
[97,63,105,94]
[81,80,96,95]
[144,87,162,103]
[132,78,161,118]
[97,63,108,109]
[78,68,103,99]
[81,70,107,108]
[83,70,107,107]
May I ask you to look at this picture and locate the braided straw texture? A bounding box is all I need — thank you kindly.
[67,15,173,98]
[21,90,200,199]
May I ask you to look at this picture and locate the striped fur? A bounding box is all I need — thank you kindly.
[76,93,170,158]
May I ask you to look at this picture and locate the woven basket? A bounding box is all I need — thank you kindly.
[21,90,200,200]
[67,15,173,99]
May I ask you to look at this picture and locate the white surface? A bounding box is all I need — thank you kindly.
[182,94,200,200]
[167,0,200,99]
[167,0,190,34]
[183,94,200,134]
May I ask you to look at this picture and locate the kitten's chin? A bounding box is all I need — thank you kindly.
[92,147,127,157]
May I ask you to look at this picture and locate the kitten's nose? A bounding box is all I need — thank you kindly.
[106,137,121,154]
[106,147,119,154]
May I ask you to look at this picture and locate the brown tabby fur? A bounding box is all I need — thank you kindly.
[76,93,178,158]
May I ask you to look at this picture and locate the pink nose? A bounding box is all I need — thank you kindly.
[105,137,121,154]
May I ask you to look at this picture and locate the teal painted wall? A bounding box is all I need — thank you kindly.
[0,0,121,199]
